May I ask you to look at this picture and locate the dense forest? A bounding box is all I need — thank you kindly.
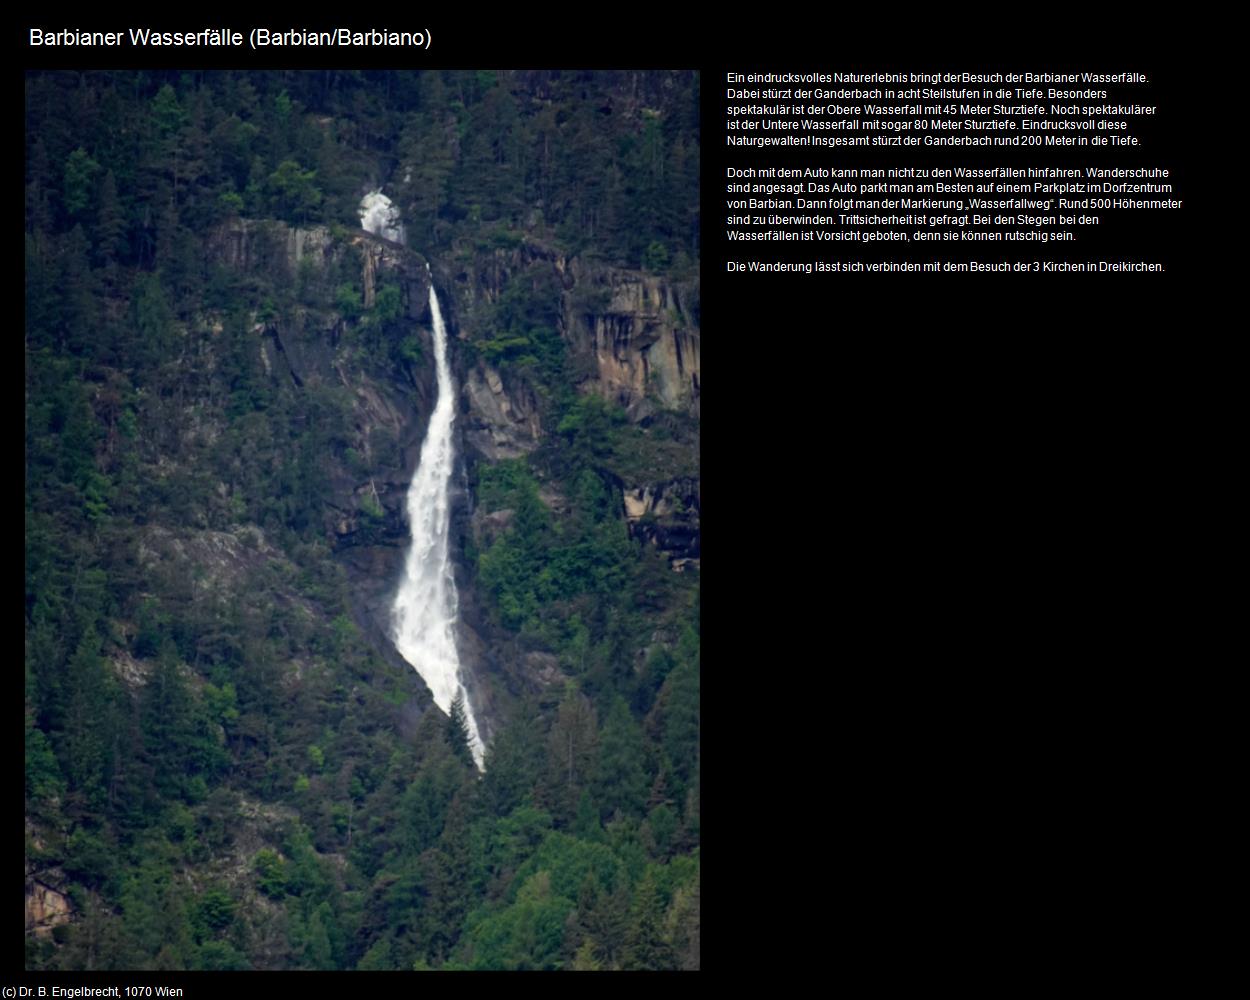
[25,70,700,971]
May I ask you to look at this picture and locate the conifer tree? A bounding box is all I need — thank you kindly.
[622,869,673,970]
[447,690,474,767]
[587,880,631,971]
[594,698,647,821]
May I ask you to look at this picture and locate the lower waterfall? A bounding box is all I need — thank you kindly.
[360,190,485,769]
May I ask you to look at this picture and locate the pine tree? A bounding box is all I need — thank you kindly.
[570,939,601,971]
[562,872,598,964]
[93,170,127,278]
[573,790,602,842]
[416,847,460,965]
[60,225,100,357]
[26,137,53,236]
[481,706,542,817]
[141,641,195,799]
[62,148,100,221]
[585,880,630,970]
[543,683,599,825]
[594,698,647,821]
[446,690,474,767]
[622,869,673,970]
[652,659,700,807]
[63,627,110,810]
[666,873,700,970]
[301,902,334,969]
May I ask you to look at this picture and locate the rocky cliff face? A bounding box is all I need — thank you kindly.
[438,240,702,700]
[448,240,700,426]
[26,824,71,941]
[461,364,544,461]
[449,240,700,568]
[204,222,699,718]
[623,477,701,570]
[25,875,71,939]
[209,219,443,658]
[564,260,700,421]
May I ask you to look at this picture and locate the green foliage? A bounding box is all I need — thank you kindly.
[356,938,396,970]
[371,283,402,324]
[63,826,118,888]
[485,805,553,877]
[195,887,236,932]
[359,492,384,522]
[474,454,637,640]
[141,645,228,802]
[113,848,196,967]
[473,267,565,380]
[510,831,624,905]
[62,628,112,808]
[63,148,100,219]
[265,159,322,223]
[25,709,64,802]
[151,84,187,135]
[131,271,178,370]
[218,191,245,217]
[665,871,700,969]
[645,798,678,852]
[480,712,543,818]
[198,941,250,970]
[595,699,648,821]
[555,395,627,465]
[574,790,603,842]
[447,692,475,767]
[464,870,573,970]
[655,659,700,805]
[622,868,673,970]
[475,458,533,512]
[23,68,699,972]
[334,282,363,320]
[254,849,287,898]
[203,681,240,730]
[395,335,423,367]
[642,241,670,273]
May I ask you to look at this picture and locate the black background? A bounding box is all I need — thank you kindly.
[19,15,1207,983]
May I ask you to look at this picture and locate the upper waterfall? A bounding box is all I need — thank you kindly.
[359,190,406,245]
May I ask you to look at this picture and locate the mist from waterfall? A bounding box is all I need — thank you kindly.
[359,190,406,245]
[360,190,484,769]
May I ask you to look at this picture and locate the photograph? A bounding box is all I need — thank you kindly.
[25,68,701,972]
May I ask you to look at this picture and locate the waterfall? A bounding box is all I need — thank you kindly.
[360,191,485,769]
[359,189,406,245]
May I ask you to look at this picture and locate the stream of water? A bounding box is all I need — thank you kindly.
[360,190,484,769]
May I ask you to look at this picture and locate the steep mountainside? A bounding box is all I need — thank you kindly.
[26,70,699,971]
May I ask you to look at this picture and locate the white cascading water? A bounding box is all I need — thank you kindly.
[359,190,406,245]
[359,190,485,769]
